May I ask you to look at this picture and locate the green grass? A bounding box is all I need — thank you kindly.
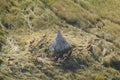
[0,0,120,80]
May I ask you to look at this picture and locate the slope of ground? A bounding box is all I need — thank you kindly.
[0,0,120,80]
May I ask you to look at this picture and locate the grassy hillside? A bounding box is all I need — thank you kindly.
[0,0,120,80]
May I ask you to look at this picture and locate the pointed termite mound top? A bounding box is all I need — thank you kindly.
[49,31,72,54]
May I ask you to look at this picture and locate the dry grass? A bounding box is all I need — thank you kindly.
[0,0,120,80]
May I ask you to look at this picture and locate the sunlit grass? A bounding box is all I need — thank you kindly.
[0,0,120,80]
